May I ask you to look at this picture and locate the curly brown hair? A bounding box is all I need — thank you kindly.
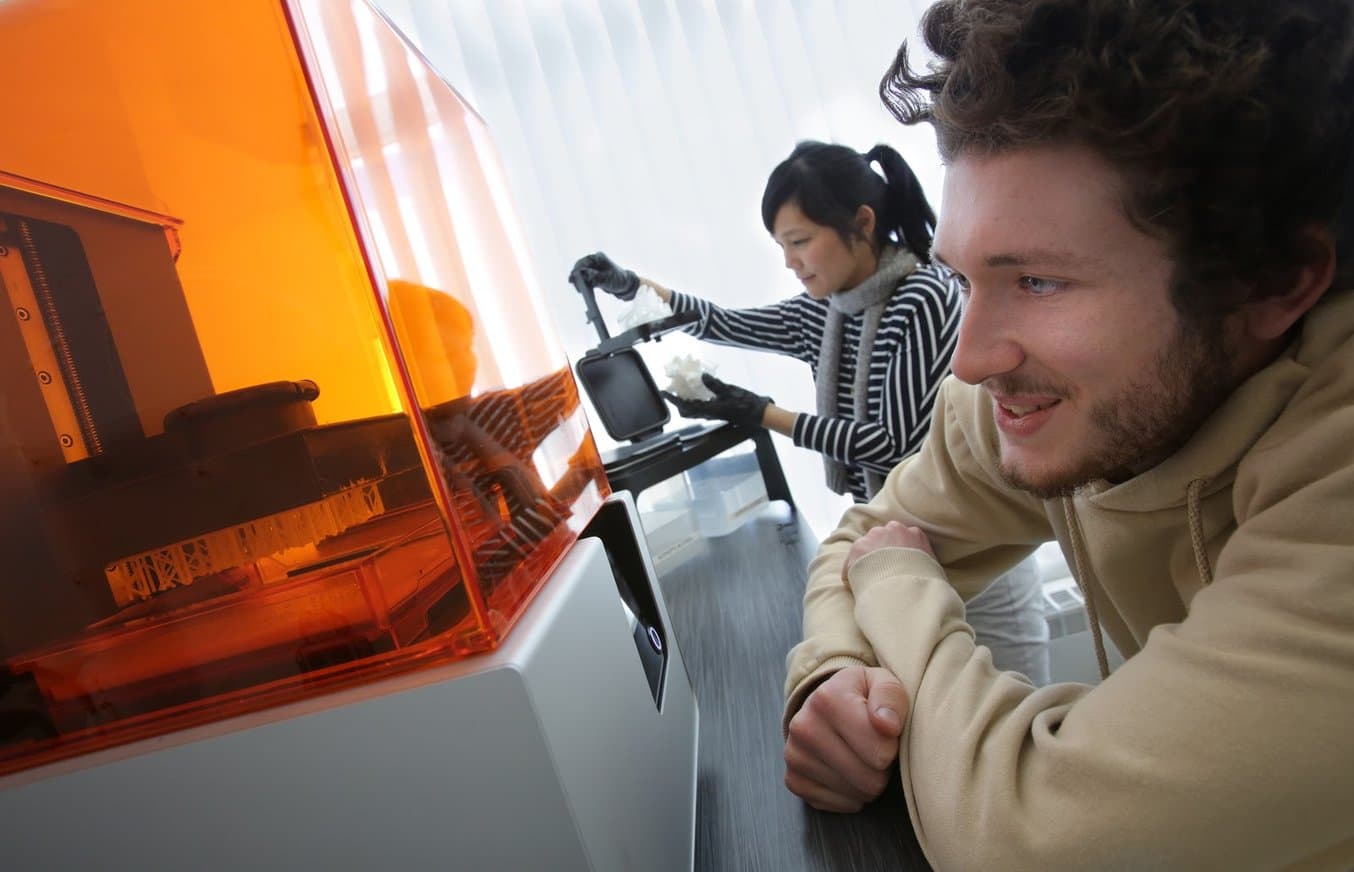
[881,0,1354,318]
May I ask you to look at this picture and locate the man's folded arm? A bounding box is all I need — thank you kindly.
[785,378,1052,730]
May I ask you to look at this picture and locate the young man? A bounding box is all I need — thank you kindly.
[781,1,1354,868]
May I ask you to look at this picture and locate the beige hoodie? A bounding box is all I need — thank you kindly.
[785,290,1354,870]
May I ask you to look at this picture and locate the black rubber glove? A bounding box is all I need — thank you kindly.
[569,251,641,301]
[662,374,772,429]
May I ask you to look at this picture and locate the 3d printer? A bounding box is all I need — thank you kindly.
[0,2,697,868]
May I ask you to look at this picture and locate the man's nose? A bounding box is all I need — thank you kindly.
[949,289,1023,385]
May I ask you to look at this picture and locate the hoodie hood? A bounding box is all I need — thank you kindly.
[1057,288,1354,663]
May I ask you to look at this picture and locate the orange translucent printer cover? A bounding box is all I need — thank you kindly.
[0,0,607,776]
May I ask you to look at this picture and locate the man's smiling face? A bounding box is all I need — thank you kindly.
[933,144,1241,497]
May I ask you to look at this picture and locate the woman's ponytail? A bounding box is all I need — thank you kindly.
[864,144,935,261]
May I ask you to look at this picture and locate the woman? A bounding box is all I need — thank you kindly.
[571,140,1050,684]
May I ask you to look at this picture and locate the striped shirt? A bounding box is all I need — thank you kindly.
[669,265,961,501]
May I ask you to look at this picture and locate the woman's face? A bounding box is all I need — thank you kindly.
[772,201,878,299]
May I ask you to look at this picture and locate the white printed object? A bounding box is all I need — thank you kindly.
[664,354,716,401]
[616,285,673,330]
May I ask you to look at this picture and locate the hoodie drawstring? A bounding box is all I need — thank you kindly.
[1060,496,1110,681]
[1186,478,1214,587]
[1060,479,1214,683]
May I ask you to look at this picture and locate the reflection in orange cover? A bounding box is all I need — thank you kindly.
[0,0,607,778]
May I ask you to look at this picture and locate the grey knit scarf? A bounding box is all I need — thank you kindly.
[815,245,918,497]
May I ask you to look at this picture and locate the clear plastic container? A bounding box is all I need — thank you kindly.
[644,448,768,539]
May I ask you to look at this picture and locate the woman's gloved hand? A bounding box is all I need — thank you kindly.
[569,251,641,301]
[662,374,772,429]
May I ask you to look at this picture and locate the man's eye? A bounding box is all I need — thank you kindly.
[1018,276,1066,295]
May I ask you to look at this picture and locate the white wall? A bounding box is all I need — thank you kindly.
[374,0,940,538]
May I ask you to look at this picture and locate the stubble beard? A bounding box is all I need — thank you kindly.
[998,319,1236,500]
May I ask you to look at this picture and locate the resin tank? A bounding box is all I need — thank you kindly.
[0,0,610,778]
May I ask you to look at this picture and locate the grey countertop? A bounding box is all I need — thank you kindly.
[652,506,931,871]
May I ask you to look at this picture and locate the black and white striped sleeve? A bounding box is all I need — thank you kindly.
[789,279,960,473]
[668,290,820,365]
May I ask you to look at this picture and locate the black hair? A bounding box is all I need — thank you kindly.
[760,141,936,262]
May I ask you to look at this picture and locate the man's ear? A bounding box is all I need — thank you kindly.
[1244,227,1336,341]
